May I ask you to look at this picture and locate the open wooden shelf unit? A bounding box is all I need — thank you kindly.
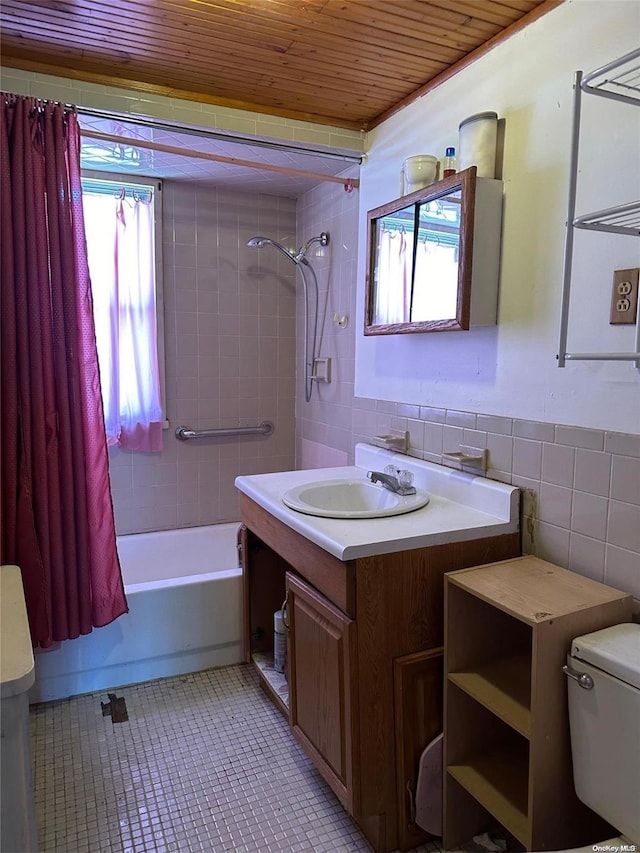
[443,555,633,852]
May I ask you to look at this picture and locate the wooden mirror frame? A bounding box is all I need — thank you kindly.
[364,166,477,335]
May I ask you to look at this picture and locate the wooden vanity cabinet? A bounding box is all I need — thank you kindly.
[239,493,520,852]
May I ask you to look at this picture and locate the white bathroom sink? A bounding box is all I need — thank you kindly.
[282,478,430,519]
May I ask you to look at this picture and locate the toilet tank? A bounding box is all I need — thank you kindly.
[566,623,640,843]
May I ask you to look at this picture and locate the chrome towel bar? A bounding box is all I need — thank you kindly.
[175,421,274,441]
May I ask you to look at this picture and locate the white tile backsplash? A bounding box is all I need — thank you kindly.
[608,500,640,553]
[569,534,606,583]
[555,425,605,452]
[514,419,556,442]
[541,442,576,488]
[540,482,573,529]
[605,545,640,597]
[513,438,543,480]
[605,431,640,458]
[571,491,609,541]
[574,448,612,497]
[611,455,640,505]
[536,521,571,567]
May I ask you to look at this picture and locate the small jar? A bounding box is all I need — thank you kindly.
[403,154,439,194]
[443,146,456,178]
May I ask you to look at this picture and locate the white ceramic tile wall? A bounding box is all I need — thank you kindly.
[295,168,359,468]
[358,399,640,601]
[108,184,298,534]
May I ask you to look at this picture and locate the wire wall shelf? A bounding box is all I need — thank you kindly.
[581,47,640,106]
[573,201,640,238]
[557,47,640,369]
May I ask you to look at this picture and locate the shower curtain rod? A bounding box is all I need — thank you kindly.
[81,129,360,190]
[78,107,363,164]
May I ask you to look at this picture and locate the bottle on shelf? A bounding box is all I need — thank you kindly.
[274,608,287,674]
[443,147,456,178]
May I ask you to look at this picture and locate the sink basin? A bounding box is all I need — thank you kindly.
[282,478,430,519]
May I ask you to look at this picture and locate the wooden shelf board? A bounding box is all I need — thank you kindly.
[252,653,290,717]
[449,655,531,738]
[448,556,631,623]
[447,753,529,846]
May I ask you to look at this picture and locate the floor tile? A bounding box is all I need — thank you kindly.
[31,665,443,853]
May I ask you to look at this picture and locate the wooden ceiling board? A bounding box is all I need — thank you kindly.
[321,1,497,45]
[154,0,463,70]
[3,5,441,92]
[1,0,562,129]
[186,0,490,52]
[0,1,540,69]
[348,0,530,38]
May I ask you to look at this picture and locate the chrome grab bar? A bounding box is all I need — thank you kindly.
[175,421,274,441]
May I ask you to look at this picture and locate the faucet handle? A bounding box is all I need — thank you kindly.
[384,464,399,477]
[398,469,414,489]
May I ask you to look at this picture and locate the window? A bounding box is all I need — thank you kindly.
[82,174,165,451]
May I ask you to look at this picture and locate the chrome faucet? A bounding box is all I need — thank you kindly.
[367,468,416,496]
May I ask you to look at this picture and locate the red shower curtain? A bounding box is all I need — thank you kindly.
[0,94,128,647]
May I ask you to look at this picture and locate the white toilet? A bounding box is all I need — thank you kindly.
[564,622,640,852]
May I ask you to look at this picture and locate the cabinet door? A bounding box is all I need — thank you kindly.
[286,571,357,813]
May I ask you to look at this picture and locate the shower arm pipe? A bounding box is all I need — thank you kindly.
[175,422,274,441]
[81,129,360,190]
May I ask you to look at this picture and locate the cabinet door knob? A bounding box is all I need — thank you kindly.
[281,593,289,629]
[562,664,594,689]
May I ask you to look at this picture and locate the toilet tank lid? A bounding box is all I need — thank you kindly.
[571,623,640,689]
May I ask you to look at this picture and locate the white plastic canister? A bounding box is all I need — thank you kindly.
[274,609,287,674]
[458,111,498,178]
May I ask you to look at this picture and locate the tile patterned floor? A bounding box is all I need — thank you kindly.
[30,664,444,853]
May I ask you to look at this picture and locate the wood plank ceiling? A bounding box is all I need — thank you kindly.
[1,0,560,130]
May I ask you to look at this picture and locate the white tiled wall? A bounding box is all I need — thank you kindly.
[296,169,359,467]
[109,183,298,533]
[350,399,640,599]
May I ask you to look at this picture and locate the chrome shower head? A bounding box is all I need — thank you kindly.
[247,236,299,264]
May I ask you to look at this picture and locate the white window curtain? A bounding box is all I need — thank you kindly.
[373,228,413,325]
[83,191,163,451]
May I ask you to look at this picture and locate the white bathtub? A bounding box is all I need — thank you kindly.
[28,523,243,704]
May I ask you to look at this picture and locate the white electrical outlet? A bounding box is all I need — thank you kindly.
[610,268,639,324]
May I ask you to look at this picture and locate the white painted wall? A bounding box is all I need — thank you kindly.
[355,0,640,435]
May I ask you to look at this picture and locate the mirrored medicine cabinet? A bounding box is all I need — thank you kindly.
[364,166,503,335]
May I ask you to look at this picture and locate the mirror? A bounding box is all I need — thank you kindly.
[365,167,477,334]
